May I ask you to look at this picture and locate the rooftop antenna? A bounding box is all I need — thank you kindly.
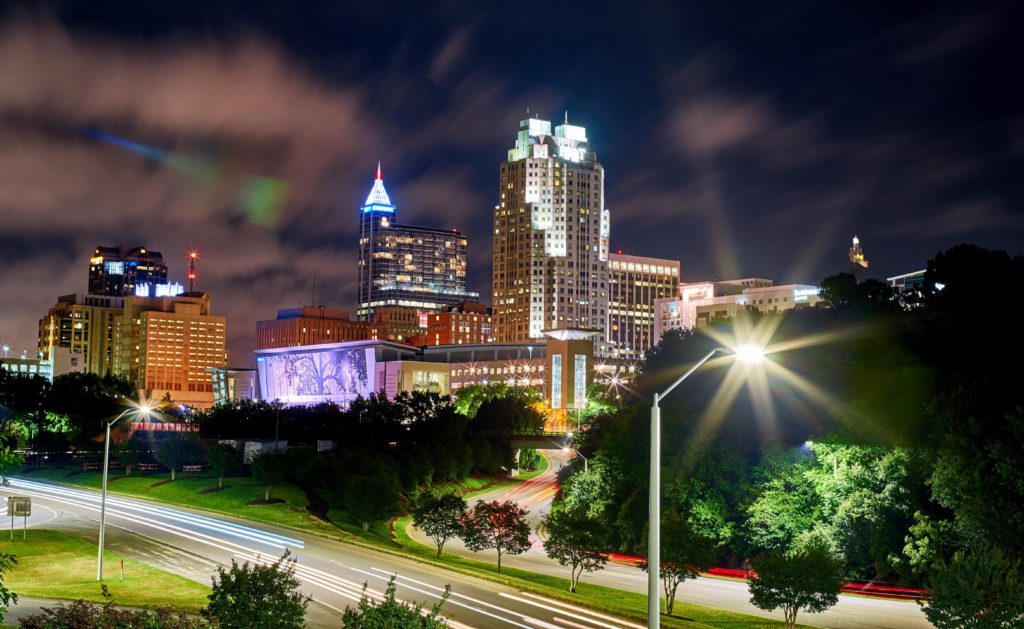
[187,249,199,292]
[376,160,382,181]
[564,110,569,124]
[311,274,317,308]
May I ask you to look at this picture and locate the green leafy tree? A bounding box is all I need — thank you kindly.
[748,546,844,629]
[206,442,242,489]
[344,471,400,531]
[114,433,147,477]
[638,514,716,616]
[543,508,607,592]
[460,500,531,573]
[341,576,449,627]
[154,436,202,481]
[0,552,16,624]
[413,494,467,557]
[921,546,1024,628]
[250,451,288,502]
[202,551,309,629]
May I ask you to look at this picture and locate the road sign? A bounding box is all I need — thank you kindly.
[7,496,30,517]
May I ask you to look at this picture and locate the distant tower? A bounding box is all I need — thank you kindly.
[187,249,199,292]
[848,236,869,281]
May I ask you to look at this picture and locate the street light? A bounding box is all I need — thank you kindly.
[805,440,838,479]
[1,344,8,358]
[562,446,588,472]
[98,403,152,581]
[648,344,765,627]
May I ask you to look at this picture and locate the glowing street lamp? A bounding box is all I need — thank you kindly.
[98,402,152,581]
[1,345,8,358]
[648,344,766,627]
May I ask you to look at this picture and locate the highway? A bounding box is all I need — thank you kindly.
[1,477,648,629]
[407,453,933,629]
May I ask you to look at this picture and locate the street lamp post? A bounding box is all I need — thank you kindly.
[805,441,838,479]
[648,345,765,628]
[97,404,151,581]
[562,446,588,472]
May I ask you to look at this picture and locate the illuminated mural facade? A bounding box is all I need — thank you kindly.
[259,347,371,405]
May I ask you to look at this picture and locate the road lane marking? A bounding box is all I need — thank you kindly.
[499,593,644,629]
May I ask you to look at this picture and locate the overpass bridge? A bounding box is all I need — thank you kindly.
[469,431,573,450]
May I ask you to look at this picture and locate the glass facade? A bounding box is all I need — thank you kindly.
[551,354,562,409]
[357,170,478,321]
[573,353,586,409]
[88,245,168,297]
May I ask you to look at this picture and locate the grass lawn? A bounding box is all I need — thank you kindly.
[1,529,210,612]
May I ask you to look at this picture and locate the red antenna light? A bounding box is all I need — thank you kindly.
[186,248,200,292]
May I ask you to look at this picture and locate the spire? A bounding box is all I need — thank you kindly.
[362,162,395,212]
[564,110,568,124]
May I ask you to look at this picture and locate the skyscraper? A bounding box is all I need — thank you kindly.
[492,115,610,344]
[607,252,680,360]
[88,245,169,297]
[357,165,479,321]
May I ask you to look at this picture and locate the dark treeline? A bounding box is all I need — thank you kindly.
[561,244,1024,589]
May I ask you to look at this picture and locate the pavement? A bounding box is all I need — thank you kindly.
[406,451,933,629]
[0,476,650,629]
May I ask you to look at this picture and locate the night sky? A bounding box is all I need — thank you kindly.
[0,1,1020,363]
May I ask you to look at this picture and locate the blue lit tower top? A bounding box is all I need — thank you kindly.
[361,162,396,214]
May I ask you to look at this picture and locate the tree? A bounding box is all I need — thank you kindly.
[202,551,309,629]
[413,494,467,557]
[250,451,288,502]
[342,575,449,627]
[637,514,716,615]
[748,547,843,629]
[344,472,399,531]
[114,433,147,477]
[155,436,202,481]
[460,500,531,573]
[542,508,607,592]
[921,546,1024,628]
[206,442,242,489]
[0,552,16,625]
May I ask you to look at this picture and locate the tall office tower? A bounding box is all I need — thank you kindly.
[607,252,680,360]
[492,115,610,344]
[88,245,169,297]
[113,292,227,408]
[38,293,124,376]
[357,165,479,321]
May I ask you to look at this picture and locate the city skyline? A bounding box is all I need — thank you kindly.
[0,1,1020,362]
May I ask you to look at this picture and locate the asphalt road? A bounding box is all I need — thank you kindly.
[408,453,933,629]
[1,476,649,629]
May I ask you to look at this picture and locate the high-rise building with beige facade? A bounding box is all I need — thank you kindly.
[38,293,124,376]
[607,252,680,360]
[492,116,610,345]
[114,292,227,408]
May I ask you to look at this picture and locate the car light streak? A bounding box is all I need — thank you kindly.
[8,479,303,548]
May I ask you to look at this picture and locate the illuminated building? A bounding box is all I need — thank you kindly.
[114,292,227,408]
[38,293,124,377]
[409,302,493,346]
[255,331,589,424]
[211,367,259,403]
[256,307,370,349]
[357,165,479,321]
[88,245,169,297]
[369,306,424,344]
[607,252,679,360]
[492,115,610,345]
[654,280,821,341]
[888,269,926,293]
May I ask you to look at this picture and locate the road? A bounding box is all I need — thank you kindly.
[408,452,932,629]
[1,476,648,629]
